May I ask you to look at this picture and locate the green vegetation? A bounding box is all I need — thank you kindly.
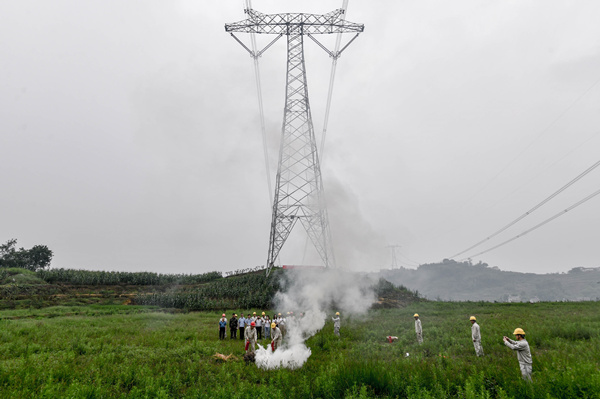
[1,301,599,398]
[37,268,223,286]
[0,239,53,271]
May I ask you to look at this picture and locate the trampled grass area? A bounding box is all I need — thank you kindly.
[0,302,599,398]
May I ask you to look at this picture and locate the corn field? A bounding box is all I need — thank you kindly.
[133,271,281,310]
[36,268,223,286]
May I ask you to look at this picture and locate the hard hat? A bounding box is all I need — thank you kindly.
[251,322,255,326]
[513,328,526,336]
[470,316,476,321]
[234,314,237,317]
[222,314,225,317]
[335,312,340,316]
[262,312,265,315]
[271,322,276,328]
[414,314,419,317]
[253,312,256,315]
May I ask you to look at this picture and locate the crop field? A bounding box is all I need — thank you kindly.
[1,301,599,398]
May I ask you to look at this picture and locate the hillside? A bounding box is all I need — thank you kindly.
[378,260,600,302]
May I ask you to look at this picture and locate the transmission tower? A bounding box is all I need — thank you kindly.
[386,245,401,269]
[226,8,364,276]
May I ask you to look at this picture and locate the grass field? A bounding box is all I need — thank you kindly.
[1,301,599,398]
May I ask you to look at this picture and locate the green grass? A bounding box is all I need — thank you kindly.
[1,302,599,398]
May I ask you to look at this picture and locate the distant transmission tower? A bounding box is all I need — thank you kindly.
[386,245,401,269]
[226,7,364,276]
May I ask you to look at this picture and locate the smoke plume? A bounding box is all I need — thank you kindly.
[255,268,376,369]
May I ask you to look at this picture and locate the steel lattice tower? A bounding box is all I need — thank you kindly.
[226,8,364,276]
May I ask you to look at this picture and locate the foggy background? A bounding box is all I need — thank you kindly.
[1,1,599,274]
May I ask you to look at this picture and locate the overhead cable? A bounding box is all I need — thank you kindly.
[458,74,600,208]
[245,0,273,207]
[461,187,600,260]
[319,0,350,162]
[450,158,600,258]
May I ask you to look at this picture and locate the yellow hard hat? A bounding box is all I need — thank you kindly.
[513,328,526,336]
[271,322,276,328]
[253,312,256,315]
[262,312,265,315]
[335,312,340,316]
[470,316,476,321]
[413,314,419,317]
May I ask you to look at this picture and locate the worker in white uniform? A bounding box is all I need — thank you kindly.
[503,328,533,381]
[470,316,484,356]
[271,322,283,351]
[245,322,257,354]
[332,312,341,336]
[414,314,423,344]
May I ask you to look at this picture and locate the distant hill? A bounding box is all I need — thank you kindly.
[377,260,600,302]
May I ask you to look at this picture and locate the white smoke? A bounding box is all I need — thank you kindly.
[255,268,377,369]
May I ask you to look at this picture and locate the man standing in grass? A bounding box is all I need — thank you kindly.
[238,313,246,340]
[256,312,263,340]
[414,314,423,344]
[219,314,227,340]
[470,316,484,356]
[230,313,238,339]
[246,321,257,354]
[271,322,282,351]
[332,312,341,337]
[503,328,533,381]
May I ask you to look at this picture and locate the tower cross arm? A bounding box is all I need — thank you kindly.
[225,9,364,35]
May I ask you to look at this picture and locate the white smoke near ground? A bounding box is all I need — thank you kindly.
[255,268,377,370]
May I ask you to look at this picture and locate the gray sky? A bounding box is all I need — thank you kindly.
[1,0,599,274]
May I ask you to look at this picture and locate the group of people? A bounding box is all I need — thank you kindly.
[412,313,533,381]
[223,311,532,381]
[218,311,297,354]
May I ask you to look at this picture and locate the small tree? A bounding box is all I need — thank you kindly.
[0,239,53,271]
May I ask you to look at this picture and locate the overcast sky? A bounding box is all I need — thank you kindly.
[1,0,599,275]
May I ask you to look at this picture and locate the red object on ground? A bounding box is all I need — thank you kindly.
[245,341,249,351]
[271,341,275,351]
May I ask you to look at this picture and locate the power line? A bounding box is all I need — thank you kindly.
[457,74,600,209]
[461,187,600,260]
[450,157,600,259]
[245,0,273,208]
[319,0,350,163]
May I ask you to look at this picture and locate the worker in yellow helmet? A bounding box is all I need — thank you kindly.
[270,322,282,351]
[414,314,423,344]
[470,316,484,357]
[332,312,341,336]
[503,328,533,381]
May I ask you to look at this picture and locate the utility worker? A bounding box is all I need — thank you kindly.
[332,312,341,336]
[245,322,257,354]
[470,316,484,356]
[218,314,227,340]
[279,313,286,336]
[238,313,246,340]
[230,313,238,339]
[256,312,263,340]
[414,314,423,344]
[264,315,271,340]
[503,328,533,381]
[271,322,283,351]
